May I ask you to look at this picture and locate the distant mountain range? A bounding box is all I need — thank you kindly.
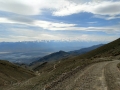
[0,41,105,64]
[30,44,103,67]
[0,41,102,52]
[69,44,103,55]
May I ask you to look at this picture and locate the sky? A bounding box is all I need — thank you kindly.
[0,0,120,42]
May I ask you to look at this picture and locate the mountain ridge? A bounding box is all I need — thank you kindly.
[30,44,103,67]
[76,38,120,59]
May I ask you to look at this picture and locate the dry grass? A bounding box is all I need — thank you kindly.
[0,60,35,87]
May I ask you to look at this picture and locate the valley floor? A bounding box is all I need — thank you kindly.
[2,60,120,90]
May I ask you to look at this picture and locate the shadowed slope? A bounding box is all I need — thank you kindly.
[0,60,35,86]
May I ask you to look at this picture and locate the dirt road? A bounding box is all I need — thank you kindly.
[105,60,120,90]
[3,60,120,90]
[49,60,120,90]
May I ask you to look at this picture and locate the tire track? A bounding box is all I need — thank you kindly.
[49,61,110,90]
[49,60,120,90]
[104,60,120,90]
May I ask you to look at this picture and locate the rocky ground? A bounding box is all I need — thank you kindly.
[48,60,120,90]
[2,60,120,90]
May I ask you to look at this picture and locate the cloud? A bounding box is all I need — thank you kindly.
[0,17,15,24]
[0,0,120,18]
[0,28,119,42]
[0,0,119,43]
[0,16,120,34]
[0,0,70,15]
[0,17,31,26]
[87,22,97,24]
[33,20,76,29]
[53,1,120,17]
[94,15,120,20]
[1,22,120,42]
[93,2,120,16]
[0,0,40,15]
[9,15,33,24]
[0,17,76,30]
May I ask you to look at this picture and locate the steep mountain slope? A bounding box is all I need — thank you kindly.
[30,51,69,70]
[0,60,35,87]
[0,41,102,52]
[77,38,120,59]
[30,44,103,69]
[31,50,69,64]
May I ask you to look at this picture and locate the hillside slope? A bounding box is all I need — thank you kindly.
[2,38,120,90]
[77,38,120,59]
[30,44,103,70]
[0,60,35,87]
[31,50,69,65]
[30,51,69,70]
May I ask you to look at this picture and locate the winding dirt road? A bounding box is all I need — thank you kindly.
[49,60,120,90]
[3,60,120,90]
